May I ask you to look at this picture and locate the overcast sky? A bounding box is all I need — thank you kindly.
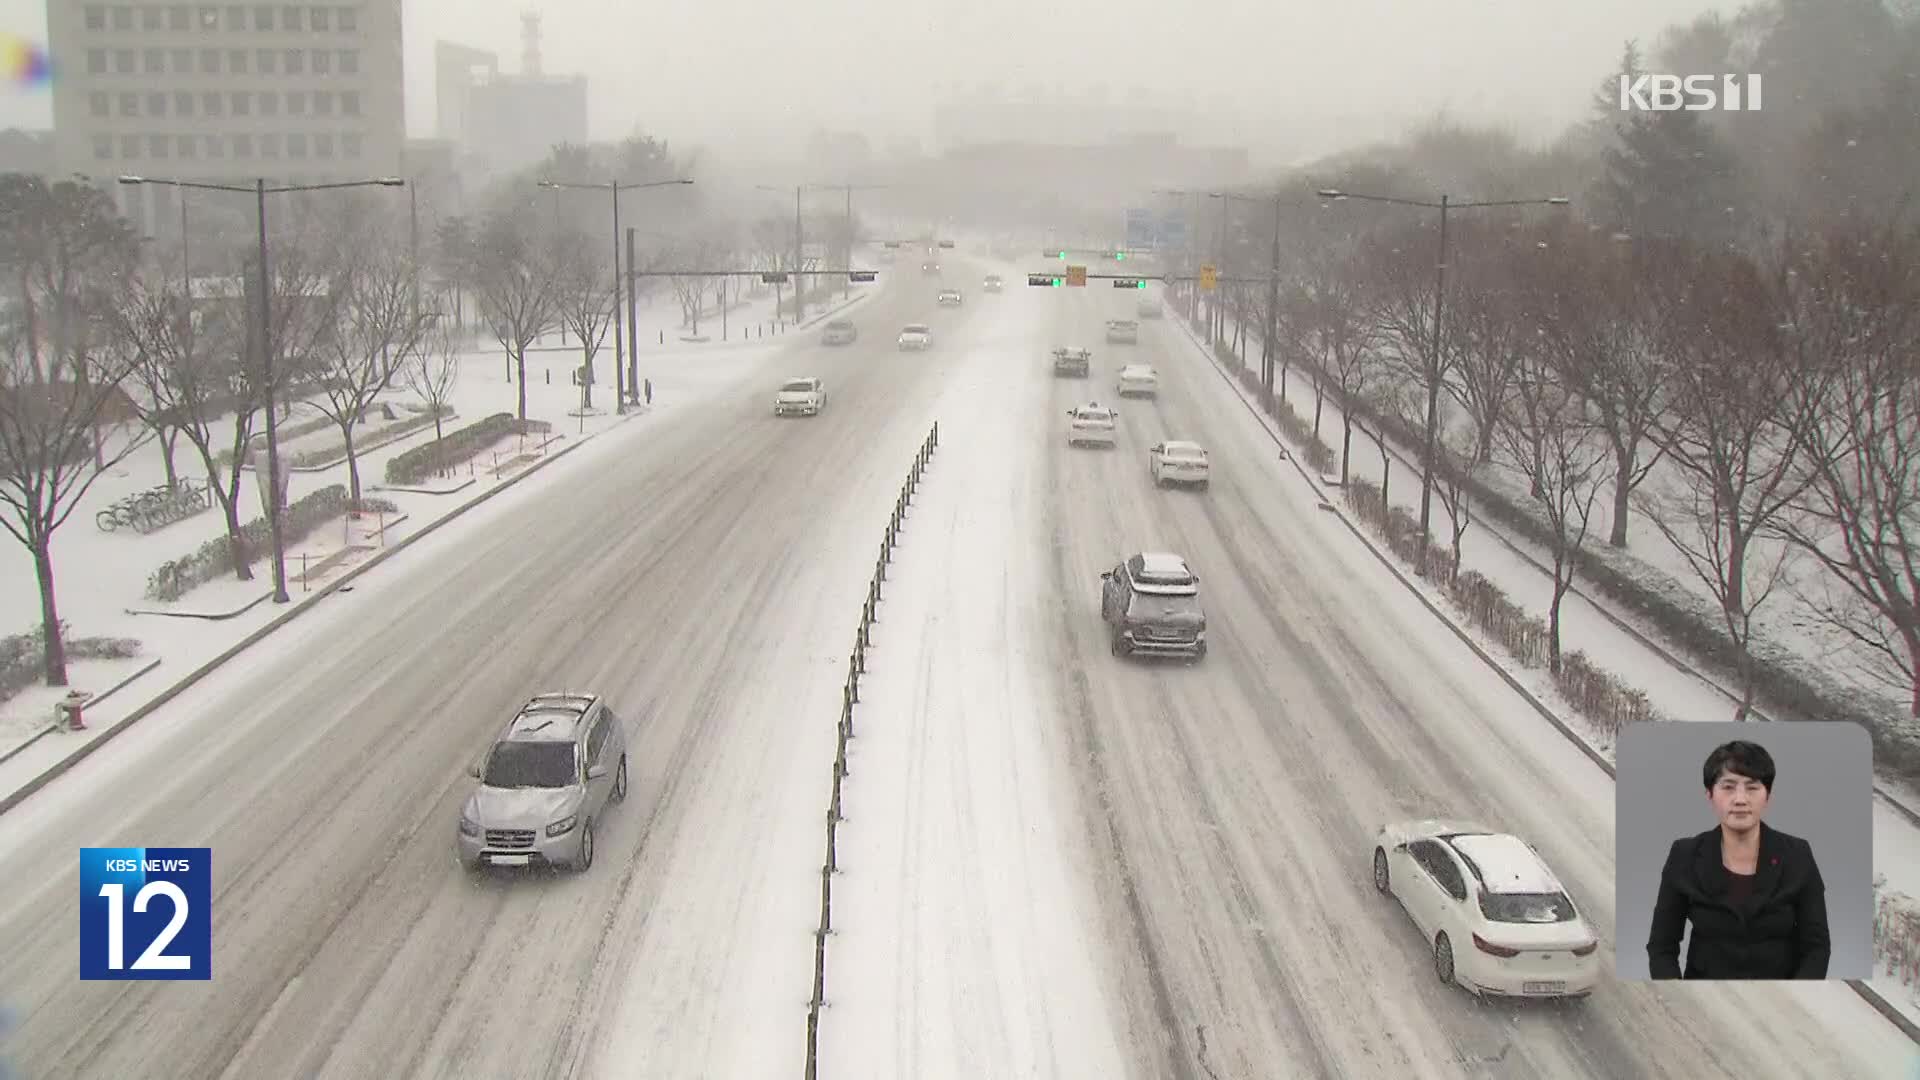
[0,0,1742,161]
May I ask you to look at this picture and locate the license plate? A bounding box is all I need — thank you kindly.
[490,854,530,867]
[1522,981,1565,994]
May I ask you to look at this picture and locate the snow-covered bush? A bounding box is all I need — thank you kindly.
[0,622,140,705]
[143,484,396,602]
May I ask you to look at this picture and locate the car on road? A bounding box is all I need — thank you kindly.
[898,323,933,350]
[1116,363,1159,397]
[1051,346,1091,378]
[457,692,629,873]
[773,376,826,417]
[1138,297,1163,319]
[983,274,1004,293]
[1066,402,1118,447]
[1106,319,1139,344]
[1149,440,1209,489]
[1100,552,1206,660]
[820,319,858,345]
[922,261,942,275]
[937,287,963,306]
[1372,820,1600,999]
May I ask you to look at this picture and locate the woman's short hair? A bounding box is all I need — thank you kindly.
[1703,740,1776,792]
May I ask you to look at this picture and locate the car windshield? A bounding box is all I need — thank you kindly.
[904,325,929,334]
[1123,368,1155,379]
[828,321,852,330]
[781,381,815,392]
[1165,445,1204,460]
[1077,409,1112,421]
[1479,891,1577,923]
[1128,594,1201,619]
[482,740,576,788]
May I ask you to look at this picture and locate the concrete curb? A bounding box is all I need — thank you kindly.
[126,591,273,621]
[0,427,608,819]
[0,657,165,769]
[1165,311,1920,1044]
[371,477,479,497]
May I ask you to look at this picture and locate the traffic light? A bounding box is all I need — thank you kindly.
[1113,251,1126,261]
[1028,273,1062,287]
[1113,278,1146,289]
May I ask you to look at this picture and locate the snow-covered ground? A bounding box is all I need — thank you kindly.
[0,283,873,784]
[1171,302,1920,1027]
[817,277,1130,1079]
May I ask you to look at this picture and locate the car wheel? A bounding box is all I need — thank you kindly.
[1193,641,1207,661]
[612,756,629,802]
[1373,848,1390,893]
[1433,932,1456,986]
[1110,630,1130,657]
[575,820,595,872]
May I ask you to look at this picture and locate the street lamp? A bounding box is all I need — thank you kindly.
[1317,186,1569,563]
[755,182,882,323]
[537,177,692,412]
[118,174,406,604]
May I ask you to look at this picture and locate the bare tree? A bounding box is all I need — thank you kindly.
[1429,400,1489,584]
[1532,229,1673,547]
[1367,219,1467,555]
[1640,244,1819,718]
[401,316,460,451]
[666,233,725,336]
[1778,221,1920,716]
[1350,362,1417,513]
[1498,349,1614,675]
[304,241,418,502]
[472,213,560,421]
[551,230,616,411]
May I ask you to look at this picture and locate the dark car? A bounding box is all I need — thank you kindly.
[1100,552,1206,660]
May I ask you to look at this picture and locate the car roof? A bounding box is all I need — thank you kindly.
[504,693,597,741]
[1135,552,1193,577]
[1075,403,1113,415]
[782,376,819,387]
[903,323,930,332]
[1120,363,1156,375]
[1162,440,1205,454]
[1444,833,1566,895]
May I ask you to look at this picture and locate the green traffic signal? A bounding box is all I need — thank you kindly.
[1114,252,1126,260]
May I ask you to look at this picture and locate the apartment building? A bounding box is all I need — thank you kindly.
[46,2,404,233]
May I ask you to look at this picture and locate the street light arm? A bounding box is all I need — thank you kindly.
[119,175,251,194]
[268,178,406,194]
[1316,190,1441,209]
[1455,196,1571,208]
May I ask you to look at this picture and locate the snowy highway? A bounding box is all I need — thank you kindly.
[0,259,1912,1078]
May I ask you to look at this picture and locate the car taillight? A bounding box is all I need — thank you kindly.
[1472,934,1520,958]
[1571,941,1598,956]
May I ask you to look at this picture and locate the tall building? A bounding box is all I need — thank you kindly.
[436,15,585,179]
[46,2,406,233]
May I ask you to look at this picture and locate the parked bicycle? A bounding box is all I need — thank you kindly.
[95,478,211,534]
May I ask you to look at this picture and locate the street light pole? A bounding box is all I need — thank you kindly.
[253,177,288,603]
[608,183,622,412]
[120,173,406,604]
[1316,187,1569,564]
[1265,192,1281,405]
[794,186,804,324]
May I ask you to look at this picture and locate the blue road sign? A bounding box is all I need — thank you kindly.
[1125,208,1154,250]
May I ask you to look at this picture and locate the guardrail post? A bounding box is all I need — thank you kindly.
[826,811,838,875]
[855,636,866,674]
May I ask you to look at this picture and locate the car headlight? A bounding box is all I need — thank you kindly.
[459,814,480,837]
[546,814,578,837]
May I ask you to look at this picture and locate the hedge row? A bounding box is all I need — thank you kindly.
[0,621,141,706]
[282,405,449,469]
[143,484,399,602]
[1875,879,1920,987]
[211,411,336,471]
[1246,330,1917,783]
[383,412,528,486]
[1229,352,1338,475]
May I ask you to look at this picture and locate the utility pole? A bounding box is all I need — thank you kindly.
[254,178,288,604]
[793,186,805,324]
[607,183,623,413]
[408,183,420,329]
[843,184,852,298]
[1264,192,1281,404]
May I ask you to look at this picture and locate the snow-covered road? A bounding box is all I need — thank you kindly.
[0,256,1912,1079]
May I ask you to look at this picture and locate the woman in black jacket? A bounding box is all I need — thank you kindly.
[1646,739,1830,979]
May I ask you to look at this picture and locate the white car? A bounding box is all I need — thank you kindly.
[1066,403,1118,448]
[1117,364,1159,398]
[1105,319,1139,344]
[773,376,826,417]
[1149,441,1209,489]
[897,324,932,350]
[937,288,963,306]
[1373,820,1600,999]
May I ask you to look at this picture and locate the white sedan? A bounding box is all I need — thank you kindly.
[772,376,825,417]
[1373,820,1600,999]
[1149,441,1209,489]
[1066,403,1118,448]
[1116,363,1159,397]
[897,324,932,350]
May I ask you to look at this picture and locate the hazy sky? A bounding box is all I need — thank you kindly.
[0,0,1743,161]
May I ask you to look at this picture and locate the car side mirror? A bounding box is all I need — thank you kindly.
[1100,571,1112,581]
[587,764,608,780]
[466,762,480,778]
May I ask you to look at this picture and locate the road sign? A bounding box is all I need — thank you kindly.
[847,271,876,283]
[1199,264,1218,290]
[760,271,789,284]
[1113,278,1146,289]
[1158,212,1187,252]
[1066,264,1087,287]
[1126,208,1154,250]
[1028,273,1062,287]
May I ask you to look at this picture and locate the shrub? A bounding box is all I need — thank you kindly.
[0,621,141,705]
[144,483,380,601]
[383,413,523,486]
[284,405,450,469]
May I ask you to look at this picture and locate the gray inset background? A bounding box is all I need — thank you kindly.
[1614,722,1872,980]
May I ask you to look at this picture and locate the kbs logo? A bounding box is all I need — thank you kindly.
[79,847,210,980]
[1618,74,1763,112]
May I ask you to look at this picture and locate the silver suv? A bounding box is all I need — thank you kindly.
[456,692,628,872]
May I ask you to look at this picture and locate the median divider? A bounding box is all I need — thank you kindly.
[803,420,938,1080]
